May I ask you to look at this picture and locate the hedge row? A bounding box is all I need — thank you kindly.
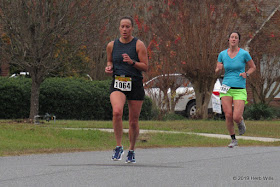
[0,77,153,120]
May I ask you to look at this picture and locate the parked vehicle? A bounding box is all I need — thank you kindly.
[9,72,30,78]
[144,74,223,117]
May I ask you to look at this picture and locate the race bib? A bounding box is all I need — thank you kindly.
[219,84,230,94]
[114,76,132,91]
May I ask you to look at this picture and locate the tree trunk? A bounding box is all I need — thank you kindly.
[192,81,213,119]
[29,79,42,121]
[195,91,211,119]
[170,90,176,113]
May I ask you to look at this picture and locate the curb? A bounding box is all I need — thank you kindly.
[63,128,280,142]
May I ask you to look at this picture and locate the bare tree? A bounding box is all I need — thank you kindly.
[248,13,280,104]
[145,0,246,118]
[249,55,280,104]
[0,0,114,120]
[85,0,153,80]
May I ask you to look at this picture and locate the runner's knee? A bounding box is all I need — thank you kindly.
[225,112,233,119]
[233,115,242,123]
[113,109,123,119]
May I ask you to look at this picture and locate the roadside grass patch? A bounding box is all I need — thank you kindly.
[0,124,116,156]
[50,120,280,138]
[0,120,279,156]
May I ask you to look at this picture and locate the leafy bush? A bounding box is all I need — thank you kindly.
[39,78,110,120]
[273,106,280,119]
[244,103,276,120]
[149,105,161,120]
[0,77,31,119]
[162,112,186,121]
[0,77,153,120]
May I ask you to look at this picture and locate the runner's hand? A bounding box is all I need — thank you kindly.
[239,72,246,78]
[105,65,113,74]
[122,53,133,65]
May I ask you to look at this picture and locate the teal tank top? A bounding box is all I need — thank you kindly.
[218,48,252,88]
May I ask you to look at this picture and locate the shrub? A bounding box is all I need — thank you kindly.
[244,103,275,120]
[273,106,280,119]
[0,77,153,120]
[0,77,31,119]
[140,96,153,120]
[149,105,161,120]
[39,78,111,120]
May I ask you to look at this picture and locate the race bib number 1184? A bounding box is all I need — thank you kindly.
[114,76,132,91]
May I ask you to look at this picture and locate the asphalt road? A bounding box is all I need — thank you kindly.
[0,147,279,187]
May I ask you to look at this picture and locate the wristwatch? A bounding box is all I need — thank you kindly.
[131,60,136,66]
[246,73,249,77]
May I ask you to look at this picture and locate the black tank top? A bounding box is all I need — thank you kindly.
[112,37,142,80]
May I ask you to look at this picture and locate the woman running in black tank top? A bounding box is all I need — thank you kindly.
[105,16,148,163]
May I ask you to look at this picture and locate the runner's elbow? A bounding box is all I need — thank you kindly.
[142,66,148,72]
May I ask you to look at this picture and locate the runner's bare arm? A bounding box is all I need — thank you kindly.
[135,40,148,72]
[240,59,256,78]
[215,62,223,74]
[105,41,114,74]
[122,40,148,72]
[245,59,256,76]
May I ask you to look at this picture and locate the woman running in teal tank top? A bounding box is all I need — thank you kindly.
[215,32,256,148]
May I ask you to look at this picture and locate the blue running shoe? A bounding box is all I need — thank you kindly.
[112,146,124,161]
[125,150,136,163]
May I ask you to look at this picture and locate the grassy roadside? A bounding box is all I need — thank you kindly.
[0,119,279,156]
[48,119,280,138]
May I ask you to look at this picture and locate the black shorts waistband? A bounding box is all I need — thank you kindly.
[230,87,245,89]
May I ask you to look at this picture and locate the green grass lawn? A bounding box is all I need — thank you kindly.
[0,119,279,156]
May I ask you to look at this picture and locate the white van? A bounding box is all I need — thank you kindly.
[144,74,223,117]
